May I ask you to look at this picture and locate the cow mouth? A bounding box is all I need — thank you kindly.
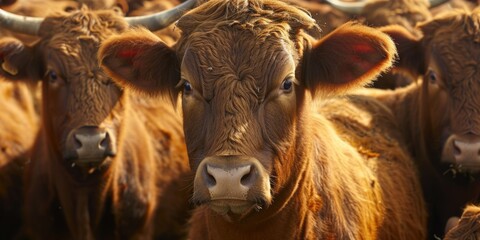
[442,163,480,178]
[66,155,114,176]
[207,199,265,222]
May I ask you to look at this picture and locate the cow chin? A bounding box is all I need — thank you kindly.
[208,199,263,222]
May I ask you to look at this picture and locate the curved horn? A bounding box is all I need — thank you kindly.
[0,8,43,36]
[125,0,196,31]
[429,0,450,7]
[325,0,368,15]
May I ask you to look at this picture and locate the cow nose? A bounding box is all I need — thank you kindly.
[203,164,257,196]
[193,155,271,204]
[452,138,480,162]
[442,134,480,166]
[66,126,116,168]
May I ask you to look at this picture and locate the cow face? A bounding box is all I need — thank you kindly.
[384,10,480,174]
[0,9,128,178]
[423,13,480,174]
[100,0,395,221]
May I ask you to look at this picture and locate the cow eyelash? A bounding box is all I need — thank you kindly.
[427,70,437,84]
[280,75,295,92]
[46,70,61,84]
[177,78,193,94]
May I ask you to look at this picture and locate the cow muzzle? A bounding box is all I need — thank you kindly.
[442,134,480,173]
[64,126,116,172]
[193,155,272,221]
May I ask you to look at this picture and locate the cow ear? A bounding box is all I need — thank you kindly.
[99,28,179,103]
[304,23,396,96]
[379,25,424,78]
[0,38,41,82]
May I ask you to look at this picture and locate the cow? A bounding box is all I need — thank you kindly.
[0,81,38,239]
[323,0,454,90]
[444,205,480,240]
[98,0,427,239]
[355,8,480,239]
[0,1,195,239]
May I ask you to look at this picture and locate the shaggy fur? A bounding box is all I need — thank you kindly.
[358,8,480,239]
[0,7,191,239]
[99,0,427,239]
[444,205,480,240]
[362,0,432,34]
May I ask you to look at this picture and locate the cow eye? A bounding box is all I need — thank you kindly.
[184,81,193,93]
[280,77,294,92]
[48,70,58,84]
[428,70,437,84]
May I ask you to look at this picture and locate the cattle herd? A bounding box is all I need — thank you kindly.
[1,0,480,239]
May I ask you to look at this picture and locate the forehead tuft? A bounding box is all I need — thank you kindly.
[40,7,127,43]
[421,9,480,44]
[177,0,317,40]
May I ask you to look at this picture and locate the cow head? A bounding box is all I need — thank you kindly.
[0,9,129,179]
[100,0,395,221]
[361,0,432,35]
[0,0,195,179]
[382,9,480,175]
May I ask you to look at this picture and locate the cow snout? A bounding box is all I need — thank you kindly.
[203,164,256,199]
[442,134,480,170]
[193,155,271,218]
[64,126,116,169]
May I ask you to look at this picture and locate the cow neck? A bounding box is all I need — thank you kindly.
[192,100,321,240]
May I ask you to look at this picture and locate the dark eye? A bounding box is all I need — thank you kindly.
[281,78,293,92]
[48,70,58,83]
[428,70,437,84]
[184,81,193,93]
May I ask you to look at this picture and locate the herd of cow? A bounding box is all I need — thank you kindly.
[1,0,480,239]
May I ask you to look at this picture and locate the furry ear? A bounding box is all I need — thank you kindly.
[99,28,180,104]
[304,22,397,96]
[0,38,41,82]
[379,24,424,78]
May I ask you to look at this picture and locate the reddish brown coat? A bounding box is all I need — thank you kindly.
[98,0,427,239]
[359,9,480,238]
[0,7,191,239]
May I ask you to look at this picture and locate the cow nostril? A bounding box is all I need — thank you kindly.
[453,140,461,157]
[100,133,110,149]
[240,167,255,186]
[204,167,216,188]
[73,135,82,149]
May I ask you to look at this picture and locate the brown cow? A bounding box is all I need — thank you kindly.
[0,2,194,239]
[356,8,480,239]
[98,0,427,239]
[0,81,38,239]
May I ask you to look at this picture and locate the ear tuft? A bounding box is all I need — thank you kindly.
[0,38,40,82]
[305,22,397,96]
[378,24,424,78]
[99,28,180,105]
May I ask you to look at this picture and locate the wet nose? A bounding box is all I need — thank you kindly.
[67,126,116,167]
[194,155,270,202]
[442,134,480,165]
[203,164,257,198]
[452,139,480,162]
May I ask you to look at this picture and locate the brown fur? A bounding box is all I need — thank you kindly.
[358,8,480,239]
[99,0,427,239]
[0,81,38,239]
[362,0,431,35]
[0,7,191,239]
[444,205,480,240]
